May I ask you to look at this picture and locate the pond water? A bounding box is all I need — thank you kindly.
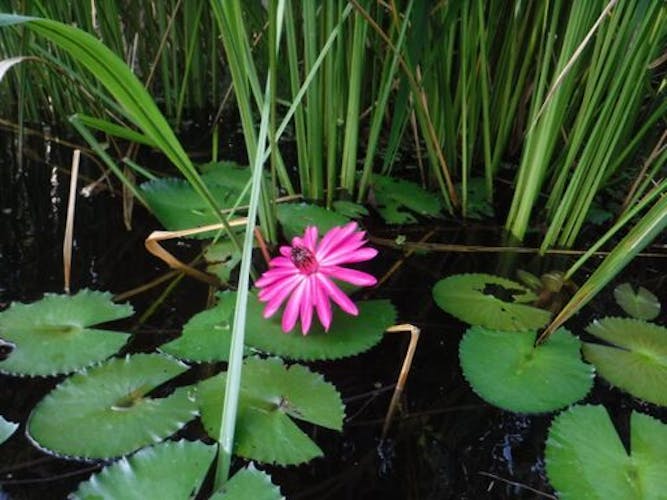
[0,130,665,499]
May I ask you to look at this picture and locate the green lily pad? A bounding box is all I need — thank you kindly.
[71,440,216,500]
[546,405,667,498]
[160,298,236,363]
[28,354,198,459]
[140,163,252,239]
[198,357,344,465]
[210,464,283,500]
[0,415,18,445]
[276,203,350,240]
[205,238,243,283]
[0,290,132,376]
[459,327,594,413]
[583,317,667,406]
[370,174,442,224]
[162,292,395,362]
[332,200,368,219]
[613,283,661,320]
[455,177,494,220]
[433,274,551,331]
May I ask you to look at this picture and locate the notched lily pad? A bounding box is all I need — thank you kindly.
[0,290,132,377]
[332,200,368,219]
[28,353,198,459]
[613,283,661,320]
[210,464,283,500]
[71,440,216,500]
[140,162,252,238]
[546,405,667,499]
[204,238,243,283]
[0,415,18,445]
[433,273,551,331]
[459,327,594,413]
[583,317,667,406]
[198,357,344,465]
[369,174,442,224]
[163,292,395,362]
[276,203,350,240]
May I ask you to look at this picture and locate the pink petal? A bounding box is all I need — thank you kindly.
[299,278,314,334]
[267,256,295,268]
[312,279,332,331]
[261,276,302,318]
[316,222,358,257]
[303,226,319,251]
[258,274,299,303]
[316,274,359,316]
[255,267,298,288]
[321,266,377,286]
[279,246,292,257]
[319,246,377,266]
[282,280,307,332]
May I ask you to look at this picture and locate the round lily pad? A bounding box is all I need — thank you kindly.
[546,405,667,498]
[71,440,216,500]
[198,357,344,465]
[613,283,661,320]
[583,317,667,406]
[276,203,350,240]
[28,354,198,459]
[210,464,283,500]
[459,326,594,413]
[0,290,132,377]
[433,273,551,331]
[162,292,395,362]
[370,174,442,224]
[0,415,18,445]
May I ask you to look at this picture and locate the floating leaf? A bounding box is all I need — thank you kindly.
[140,163,251,238]
[71,440,216,500]
[459,327,594,413]
[0,290,132,376]
[276,203,350,240]
[370,174,442,224]
[433,274,551,331]
[455,177,494,219]
[332,200,368,219]
[583,317,667,406]
[546,405,667,498]
[160,297,236,363]
[0,415,18,445]
[210,464,283,500]
[28,354,197,459]
[162,292,394,362]
[198,357,344,465]
[613,283,661,320]
[205,238,243,283]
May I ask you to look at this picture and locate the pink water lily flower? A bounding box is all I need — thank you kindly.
[255,222,378,334]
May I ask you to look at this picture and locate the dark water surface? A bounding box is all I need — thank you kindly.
[1,131,665,499]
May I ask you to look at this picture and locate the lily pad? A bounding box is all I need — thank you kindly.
[276,203,350,240]
[198,357,344,465]
[160,298,236,363]
[0,290,132,376]
[140,163,252,238]
[210,464,283,500]
[433,274,551,331]
[28,353,198,459]
[0,415,18,445]
[546,405,667,498]
[369,174,442,224]
[205,238,243,283]
[613,283,661,320]
[459,327,594,413]
[332,200,368,219]
[583,317,667,406]
[71,440,216,500]
[162,292,395,362]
